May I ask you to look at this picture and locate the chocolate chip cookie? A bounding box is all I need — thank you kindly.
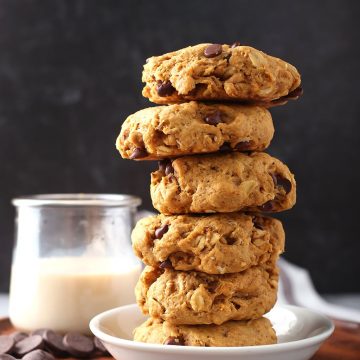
[136,265,278,325]
[132,213,284,274]
[117,102,274,160]
[150,152,296,214]
[133,316,276,346]
[142,43,301,105]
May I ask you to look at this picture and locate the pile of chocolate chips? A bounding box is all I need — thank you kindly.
[0,329,110,359]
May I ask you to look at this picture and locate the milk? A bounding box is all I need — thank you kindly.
[9,257,141,334]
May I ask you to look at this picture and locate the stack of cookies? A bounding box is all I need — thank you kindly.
[116,43,301,347]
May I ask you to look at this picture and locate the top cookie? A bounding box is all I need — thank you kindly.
[142,43,301,105]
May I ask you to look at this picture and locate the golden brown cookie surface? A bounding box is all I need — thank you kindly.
[133,317,276,346]
[135,265,278,325]
[150,152,296,214]
[117,102,274,160]
[132,213,284,274]
[142,43,301,104]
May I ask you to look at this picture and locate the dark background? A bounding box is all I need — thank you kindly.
[1,0,359,293]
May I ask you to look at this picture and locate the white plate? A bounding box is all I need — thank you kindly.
[90,304,334,360]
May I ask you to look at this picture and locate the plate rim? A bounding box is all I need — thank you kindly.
[89,304,334,354]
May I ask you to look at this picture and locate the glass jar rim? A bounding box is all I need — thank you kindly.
[12,193,142,207]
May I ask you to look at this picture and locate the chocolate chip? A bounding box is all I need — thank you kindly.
[165,162,174,176]
[204,111,222,126]
[22,350,55,360]
[158,159,170,173]
[271,87,303,106]
[272,174,292,194]
[156,81,175,97]
[231,41,241,48]
[158,159,174,175]
[286,86,303,100]
[129,147,148,159]
[270,173,278,186]
[164,337,185,346]
[259,200,274,212]
[207,280,219,293]
[253,218,264,230]
[159,259,172,269]
[225,237,237,245]
[219,142,232,152]
[10,331,28,343]
[14,335,44,357]
[0,336,14,355]
[30,330,48,337]
[204,44,222,58]
[93,337,108,354]
[154,224,169,239]
[43,330,67,356]
[235,141,253,151]
[63,332,94,357]
[276,176,292,194]
[0,355,17,360]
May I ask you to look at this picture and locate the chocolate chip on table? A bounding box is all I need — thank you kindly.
[235,141,253,151]
[259,200,274,212]
[93,337,108,354]
[156,81,176,97]
[204,111,222,126]
[219,142,232,152]
[63,332,94,357]
[154,224,169,239]
[230,41,241,48]
[159,259,172,269]
[164,336,185,346]
[0,355,17,360]
[14,335,44,357]
[129,147,148,159]
[0,336,15,355]
[204,44,222,58]
[22,350,55,360]
[42,330,67,356]
[10,331,28,343]
[30,329,48,337]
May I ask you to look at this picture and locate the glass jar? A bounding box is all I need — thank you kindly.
[9,194,142,334]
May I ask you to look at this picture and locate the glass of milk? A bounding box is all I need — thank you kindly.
[9,194,142,334]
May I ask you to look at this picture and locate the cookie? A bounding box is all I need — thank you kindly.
[133,316,276,347]
[132,213,284,274]
[136,265,278,325]
[117,102,274,160]
[142,43,301,105]
[150,152,296,214]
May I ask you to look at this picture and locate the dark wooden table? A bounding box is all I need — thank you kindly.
[1,318,359,359]
[311,320,360,359]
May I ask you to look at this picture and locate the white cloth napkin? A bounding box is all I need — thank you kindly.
[277,258,360,323]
